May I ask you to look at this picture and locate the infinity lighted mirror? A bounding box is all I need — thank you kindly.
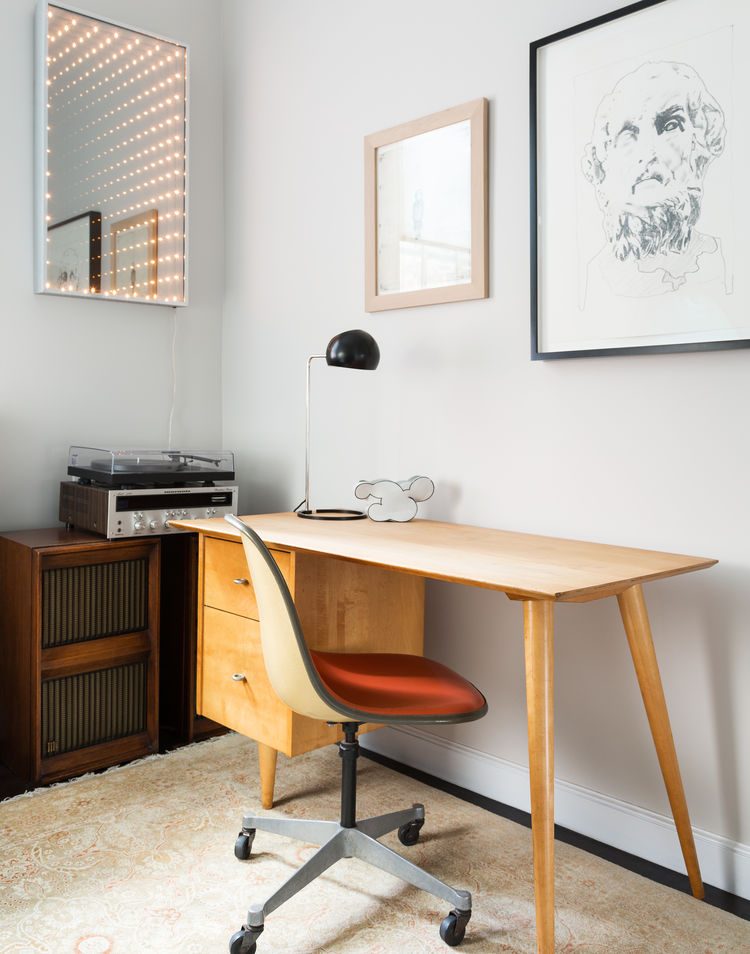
[35,2,188,304]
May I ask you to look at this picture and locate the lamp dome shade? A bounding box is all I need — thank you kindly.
[325,329,380,370]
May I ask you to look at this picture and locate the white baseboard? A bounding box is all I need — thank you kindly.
[361,726,750,901]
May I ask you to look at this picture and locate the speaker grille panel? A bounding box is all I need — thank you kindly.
[41,662,147,757]
[41,559,148,648]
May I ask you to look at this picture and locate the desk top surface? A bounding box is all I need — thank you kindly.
[170,512,716,602]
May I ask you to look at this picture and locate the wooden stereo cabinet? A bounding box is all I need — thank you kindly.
[195,530,425,808]
[0,529,160,785]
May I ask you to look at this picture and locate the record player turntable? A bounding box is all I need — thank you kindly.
[68,446,236,487]
[60,446,238,538]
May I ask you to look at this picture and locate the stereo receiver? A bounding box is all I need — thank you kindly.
[60,482,239,538]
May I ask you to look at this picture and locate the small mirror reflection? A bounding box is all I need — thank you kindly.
[376,120,472,295]
[43,4,187,303]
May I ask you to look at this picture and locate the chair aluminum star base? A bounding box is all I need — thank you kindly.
[229,726,472,953]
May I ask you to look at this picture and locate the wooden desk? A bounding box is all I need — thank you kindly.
[172,512,716,954]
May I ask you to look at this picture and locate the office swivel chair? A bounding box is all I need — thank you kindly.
[224,515,488,953]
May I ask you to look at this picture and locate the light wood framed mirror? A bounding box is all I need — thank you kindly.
[35,2,188,305]
[364,98,488,312]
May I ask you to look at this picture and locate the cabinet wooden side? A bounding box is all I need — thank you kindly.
[0,537,35,781]
[195,532,206,716]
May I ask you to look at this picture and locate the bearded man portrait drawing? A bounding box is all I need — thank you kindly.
[581,61,728,301]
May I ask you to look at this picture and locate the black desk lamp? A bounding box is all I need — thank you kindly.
[298,329,380,520]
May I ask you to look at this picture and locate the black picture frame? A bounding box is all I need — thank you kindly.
[530,0,750,360]
[46,211,102,295]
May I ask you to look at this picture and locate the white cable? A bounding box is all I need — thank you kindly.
[167,308,177,448]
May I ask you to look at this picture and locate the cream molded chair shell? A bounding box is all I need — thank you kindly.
[224,515,488,954]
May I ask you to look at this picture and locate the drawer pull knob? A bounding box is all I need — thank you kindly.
[232,577,249,586]
[231,673,247,682]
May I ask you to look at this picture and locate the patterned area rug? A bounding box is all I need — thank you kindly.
[1,733,748,953]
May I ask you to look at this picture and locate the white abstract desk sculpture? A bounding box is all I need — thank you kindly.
[354,476,435,522]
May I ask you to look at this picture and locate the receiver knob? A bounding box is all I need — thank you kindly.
[134,521,145,532]
[149,520,159,531]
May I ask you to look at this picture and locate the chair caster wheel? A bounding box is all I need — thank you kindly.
[234,828,255,860]
[397,818,424,846]
[229,925,262,953]
[439,908,471,947]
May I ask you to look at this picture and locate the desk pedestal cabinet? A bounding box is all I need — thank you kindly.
[0,529,160,785]
[195,532,424,808]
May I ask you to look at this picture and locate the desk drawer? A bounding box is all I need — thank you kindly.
[199,606,289,750]
[203,537,291,619]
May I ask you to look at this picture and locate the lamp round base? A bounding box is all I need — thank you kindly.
[297,509,367,521]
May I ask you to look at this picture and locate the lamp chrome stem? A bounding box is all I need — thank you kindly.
[305,355,326,512]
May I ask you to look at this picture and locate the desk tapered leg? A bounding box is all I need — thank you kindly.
[523,599,555,954]
[258,743,278,809]
[617,584,704,899]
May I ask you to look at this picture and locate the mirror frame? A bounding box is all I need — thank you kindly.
[34,0,190,306]
[364,98,488,312]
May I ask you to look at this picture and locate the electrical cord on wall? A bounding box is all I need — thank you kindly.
[167,308,178,449]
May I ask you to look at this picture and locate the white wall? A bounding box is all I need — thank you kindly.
[221,0,750,893]
[0,0,224,531]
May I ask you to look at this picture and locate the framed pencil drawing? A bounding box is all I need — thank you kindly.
[531,0,750,359]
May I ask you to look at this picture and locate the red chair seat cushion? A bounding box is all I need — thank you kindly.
[309,651,486,719]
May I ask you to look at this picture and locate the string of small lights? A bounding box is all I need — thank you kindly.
[45,3,186,302]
